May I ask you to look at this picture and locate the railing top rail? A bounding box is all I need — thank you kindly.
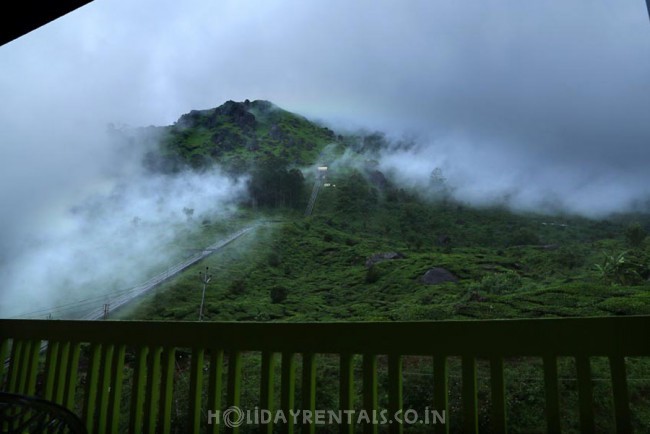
[1,316,648,357]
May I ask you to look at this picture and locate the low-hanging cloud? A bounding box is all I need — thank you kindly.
[3,1,650,217]
[0,157,247,318]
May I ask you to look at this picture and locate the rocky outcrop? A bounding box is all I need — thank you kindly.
[365,252,405,268]
[210,100,257,130]
[420,267,458,285]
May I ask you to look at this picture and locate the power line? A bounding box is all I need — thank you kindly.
[7,226,256,320]
[198,266,212,321]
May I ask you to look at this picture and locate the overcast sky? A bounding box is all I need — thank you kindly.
[1,0,650,237]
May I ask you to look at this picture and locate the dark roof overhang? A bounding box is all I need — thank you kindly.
[1,0,93,47]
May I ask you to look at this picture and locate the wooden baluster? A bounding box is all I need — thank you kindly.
[226,351,242,434]
[576,356,595,433]
[490,356,507,433]
[543,355,561,433]
[0,339,9,384]
[158,347,176,434]
[208,349,224,434]
[340,353,354,434]
[433,356,448,434]
[96,344,114,434]
[129,346,149,433]
[388,354,402,434]
[143,346,162,434]
[63,343,82,409]
[302,353,316,434]
[82,343,102,431]
[461,356,478,434]
[609,355,631,433]
[281,352,296,434]
[106,344,126,434]
[189,347,205,434]
[16,339,31,394]
[24,340,41,396]
[7,340,23,393]
[260,351,276,434]
[362,354,377,434]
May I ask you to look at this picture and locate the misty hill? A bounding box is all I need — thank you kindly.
[119,98,650,325]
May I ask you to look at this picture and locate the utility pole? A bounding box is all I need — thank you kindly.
[198,266,212,321]
[102,303,110,320]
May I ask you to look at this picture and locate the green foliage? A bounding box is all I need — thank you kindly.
[336,171,378,213]
[267,251,282,267]
[248,156,305,209]
[365,266,381,283]
[594,250,649,286]
[474,270,523,295]
[507,227,541,246]
[553,245,586,269]
[228,279,247,295]
[625,222,647,248]
[270,286,288,304]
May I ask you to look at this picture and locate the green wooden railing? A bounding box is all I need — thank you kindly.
[1,316,648,433]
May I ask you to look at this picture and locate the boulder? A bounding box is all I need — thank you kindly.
[365,252,405,268]
[420,267,458,285]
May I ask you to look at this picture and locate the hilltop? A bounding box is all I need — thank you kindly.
[142,99,343,174]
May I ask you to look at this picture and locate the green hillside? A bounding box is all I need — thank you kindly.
[123,100,650,323]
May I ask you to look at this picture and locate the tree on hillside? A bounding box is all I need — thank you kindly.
[625,222,647,249]
[336,171,378,213]
[247,156,305,209]
[429,167,451,199]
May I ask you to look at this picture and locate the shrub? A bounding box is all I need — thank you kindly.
[554,246,585,269]
[228,279,246,295]
[625,223,647,249]
[267,252,282,267]
[594,250,648,285]
[475,271,522,295]
[507,228,540,246]
[270,286,288,304]
[365,266,381,283]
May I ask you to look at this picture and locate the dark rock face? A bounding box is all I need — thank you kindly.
[365,252,405,268]
[210,100,257,130]
[420,267,459,285]
[176,109,207,129]
[175,100,259,131]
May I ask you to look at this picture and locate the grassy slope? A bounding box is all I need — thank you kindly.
[125,195,650,323]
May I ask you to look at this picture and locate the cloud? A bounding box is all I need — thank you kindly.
[0,159,247,317]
